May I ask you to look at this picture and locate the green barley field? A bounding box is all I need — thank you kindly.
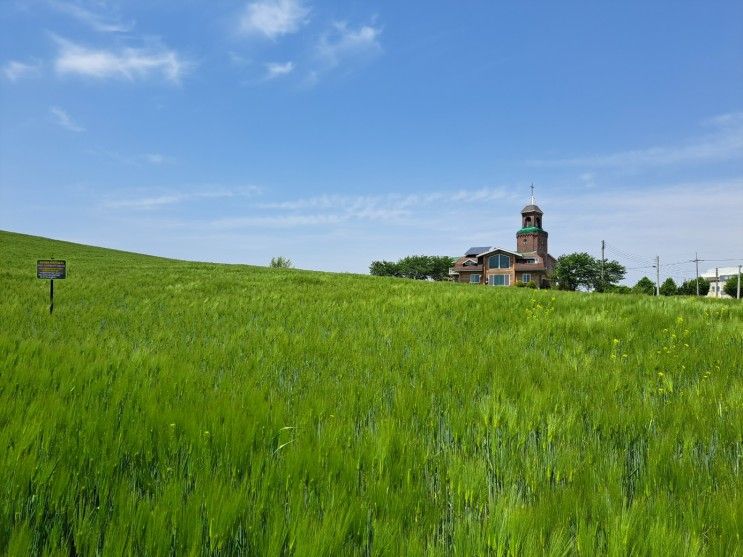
[1,230,742,555]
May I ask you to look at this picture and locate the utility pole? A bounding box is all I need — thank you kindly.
[715,267,719,298]
[694,252,700,296]
[601,240,605,291]
[737,265,741,300]
[655,256,660,296]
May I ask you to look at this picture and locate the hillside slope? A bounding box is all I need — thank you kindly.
[1,230,742,555]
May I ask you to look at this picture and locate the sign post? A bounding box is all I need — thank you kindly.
[37,260,66,314]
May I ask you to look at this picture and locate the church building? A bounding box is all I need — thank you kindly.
[449,191,556,288]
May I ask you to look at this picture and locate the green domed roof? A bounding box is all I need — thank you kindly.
[516,226,547,235]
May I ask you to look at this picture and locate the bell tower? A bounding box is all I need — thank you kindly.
[516,185,548,255]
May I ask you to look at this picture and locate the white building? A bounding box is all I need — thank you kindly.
[701,266,741,298]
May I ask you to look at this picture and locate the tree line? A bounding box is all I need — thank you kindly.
[370,256,455,281]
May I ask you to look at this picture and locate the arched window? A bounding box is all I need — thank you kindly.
[525,216,532,227]
[536,217,541,227]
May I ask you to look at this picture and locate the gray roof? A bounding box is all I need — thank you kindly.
[477,247,521,258]
[465,246,491,256]
[521,204,543,214]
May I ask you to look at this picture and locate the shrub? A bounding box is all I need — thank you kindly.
[270,256,293,268]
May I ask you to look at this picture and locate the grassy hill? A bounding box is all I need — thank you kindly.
[1,230,741,555]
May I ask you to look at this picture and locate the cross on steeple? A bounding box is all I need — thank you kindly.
[530,183,535,205]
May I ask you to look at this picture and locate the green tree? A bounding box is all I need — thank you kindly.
[605,284,632,294]
[370,255,455,281]
[554,252,598,291]
[425,256,457,281]
[659,277,677,296]
[678,277,710,296]
[633,276,656,295]
[555,253,626,291]
[270,256,293,269]
[397,255,434,280]
[723,273,742,298]
[595,260,627,292]
[369,260,401,277]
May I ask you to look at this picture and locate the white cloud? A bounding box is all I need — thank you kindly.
[216,186,511,229]
[239,0,309,39]
[50,106,85,132]
[579,172,596,188]
[104,186,261,210]
[529,111,743,169]
[316,21,382,68]
[50,1,133,33]
[702,111,743,128]
[87,148,175,166]
[144,153,173,165]
[228,51,252,67]
[53,37,188,82]
[3,60,42,81]
[265,61,294,79]
[544,178,743,284]
[213,214,351,228]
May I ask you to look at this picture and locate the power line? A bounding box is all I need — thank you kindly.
[603,242,655,265]
[660,260,694,268]
[599,240,743,296]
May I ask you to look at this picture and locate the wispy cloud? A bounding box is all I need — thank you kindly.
[143,153,173,165]
[50,106,85,132]
[544,178,743,283]
[50,1,133,33]
[256,188,509,211]
[265,61,294,79]
[87,148,175,166]
[316,21,382,69]
[53,37,189,82]
[214,186,511,229]
[212,213,354,228]
[3,60,42,81]
[579,172,596,189]
[239,0,309,39]
[104,186,261,210]
[529,111,743,168]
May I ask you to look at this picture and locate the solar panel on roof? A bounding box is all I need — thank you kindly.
[465,246,490,256]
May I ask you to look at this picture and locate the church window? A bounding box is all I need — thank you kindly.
[525,217,532,226]
[489,275,510,286]
[488,254,511,269]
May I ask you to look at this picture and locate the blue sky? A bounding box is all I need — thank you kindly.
[1,0,742,283]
